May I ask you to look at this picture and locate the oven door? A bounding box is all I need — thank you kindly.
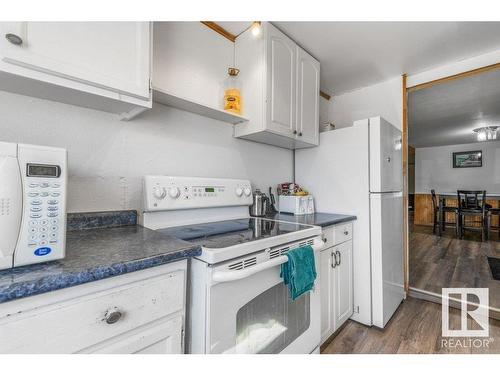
[207,237,322,354]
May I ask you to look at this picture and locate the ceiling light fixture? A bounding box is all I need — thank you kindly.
[250,21,262,37]
[473,126,498,142]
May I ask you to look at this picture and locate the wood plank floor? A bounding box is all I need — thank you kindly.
[409,222,500,311]
[321,297,500,354]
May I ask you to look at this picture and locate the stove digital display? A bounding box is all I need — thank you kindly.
[205,187,215,192]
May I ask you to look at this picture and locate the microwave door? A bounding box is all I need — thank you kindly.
[0,152,22,270]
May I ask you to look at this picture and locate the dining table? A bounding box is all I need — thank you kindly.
[435,192,500,236]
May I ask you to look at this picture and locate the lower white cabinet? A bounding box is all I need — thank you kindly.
[320,223,354,345]
[0,261,186,354]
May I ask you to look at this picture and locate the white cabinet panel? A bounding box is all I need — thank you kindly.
[266,25,296,136]
[85,315,183,354]
[320,248,334,343]
[296,47,320,145]
[0,262,186,354]
[334,241,353,329]
[1,22,150,99]
[319,224,354,345]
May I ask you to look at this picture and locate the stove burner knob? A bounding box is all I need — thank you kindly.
[168,186,181,199]
[235,187,243,197]
[153,187,166,199]
[244,187,252,197]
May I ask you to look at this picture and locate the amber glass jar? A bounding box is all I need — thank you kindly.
[223,68,242,115]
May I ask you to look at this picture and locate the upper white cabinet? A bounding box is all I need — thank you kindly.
[296,47,320,146]
[234,22,320,149]
[0,22,152,118]
[266,25,296,136]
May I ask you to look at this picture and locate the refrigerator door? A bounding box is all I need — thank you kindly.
[370,191,404,329]
[369,117,403,193]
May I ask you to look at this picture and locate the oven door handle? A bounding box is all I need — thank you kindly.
[211,242,324,283]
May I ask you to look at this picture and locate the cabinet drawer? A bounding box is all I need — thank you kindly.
[322,222,353,246]
[0,270,184,353]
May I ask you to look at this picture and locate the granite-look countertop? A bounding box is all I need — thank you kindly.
[0,212,201,304]
[262,212,357,227]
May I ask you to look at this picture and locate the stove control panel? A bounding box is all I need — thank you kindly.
[143,176,253,211]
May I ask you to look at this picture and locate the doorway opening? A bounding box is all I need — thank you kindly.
[406,65,500,318]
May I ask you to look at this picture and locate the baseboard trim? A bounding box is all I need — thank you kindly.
[408,287,500,320]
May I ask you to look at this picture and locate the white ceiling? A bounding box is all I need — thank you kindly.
[408,68,500,148]
[217,22,500,95]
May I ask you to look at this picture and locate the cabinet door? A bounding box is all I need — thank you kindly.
[265,23,296,137]
[296,47,320,145]
[0,22,150,99]
[320,248,335,344]
[334,241,354,330]
[86,315,183,354]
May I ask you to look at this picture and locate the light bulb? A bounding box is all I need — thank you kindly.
[251,22,261,37]
[477,130,487,142]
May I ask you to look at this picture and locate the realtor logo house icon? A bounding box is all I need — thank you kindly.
[442,288,489,337]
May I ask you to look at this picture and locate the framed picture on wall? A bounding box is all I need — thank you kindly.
[452,150,482,168]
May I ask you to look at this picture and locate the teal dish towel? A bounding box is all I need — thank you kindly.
[280,245,317,300]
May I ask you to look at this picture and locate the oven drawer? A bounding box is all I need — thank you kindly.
[322,222,353,246]
[0,268,184,353]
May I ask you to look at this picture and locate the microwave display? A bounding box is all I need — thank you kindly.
[205,187,215,192]
[27,163,61,178]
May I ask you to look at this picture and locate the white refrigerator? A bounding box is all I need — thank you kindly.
[296,116,404,328]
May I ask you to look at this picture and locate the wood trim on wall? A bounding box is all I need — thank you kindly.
[402,73,409,293]
[407,62,500,92]
[319,91,331,100]
[200,21,236,42]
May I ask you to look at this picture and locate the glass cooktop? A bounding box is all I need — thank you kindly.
[156,218,314,249]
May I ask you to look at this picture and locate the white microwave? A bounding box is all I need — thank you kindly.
[0,141,67,270]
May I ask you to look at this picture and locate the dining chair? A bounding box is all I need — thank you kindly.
[487,207,500,239]
[456,190,489,241]
[431,189,458,236]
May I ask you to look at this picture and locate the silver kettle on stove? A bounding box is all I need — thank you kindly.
[249,189,269,217]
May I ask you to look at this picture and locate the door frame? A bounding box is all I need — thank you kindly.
[402,62,500,294]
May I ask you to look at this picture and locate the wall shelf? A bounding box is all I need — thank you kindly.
[153,87,249,125]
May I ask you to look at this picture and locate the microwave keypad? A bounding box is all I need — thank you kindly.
[26,181,61,247]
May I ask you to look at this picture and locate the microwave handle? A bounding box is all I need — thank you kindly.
[0,154,23,268]
[212,241,324,283]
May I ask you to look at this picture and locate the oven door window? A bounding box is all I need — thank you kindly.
[209,265,311,354]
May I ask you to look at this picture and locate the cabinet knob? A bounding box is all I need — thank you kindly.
[323,237,327,243]
[5,33,23,45]
[293,130,297,135]
[343,230,349,235]
[104,307,123,324]
[298,132,303,137]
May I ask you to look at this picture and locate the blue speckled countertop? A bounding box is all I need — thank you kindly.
[0,211,201,304]
[263,212,357,227]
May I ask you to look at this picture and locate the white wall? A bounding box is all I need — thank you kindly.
[407,48,500,88]
[415,141,500,194]
[325,76,403,130]
[153,22,233,109]
[0,91,293,213]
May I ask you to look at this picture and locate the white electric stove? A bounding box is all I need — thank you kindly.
[141,176,324,354]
